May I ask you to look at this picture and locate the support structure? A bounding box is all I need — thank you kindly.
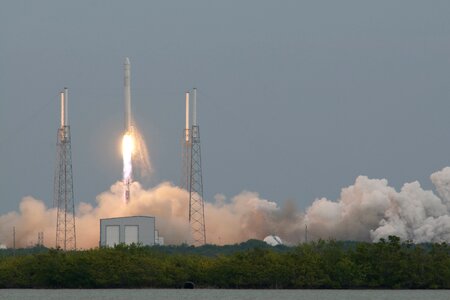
[54,88,76,251]
[188,88,206,246]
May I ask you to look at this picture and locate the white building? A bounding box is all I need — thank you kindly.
[100,216,164,247]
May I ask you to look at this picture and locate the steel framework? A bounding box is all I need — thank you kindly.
[54,89,76,251]
[189,124,206,246]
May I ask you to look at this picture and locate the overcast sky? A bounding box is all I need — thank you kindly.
[1,1,450,215]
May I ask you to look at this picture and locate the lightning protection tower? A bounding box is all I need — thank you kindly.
[188,88,206,246]
[181,91,191,190]
[54,88,76,251]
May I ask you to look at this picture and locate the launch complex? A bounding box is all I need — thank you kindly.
[53,58,207,249]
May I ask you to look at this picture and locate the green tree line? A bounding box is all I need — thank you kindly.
[0,236,449,289]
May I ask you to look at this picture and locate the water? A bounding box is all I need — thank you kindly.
[0,289,448,300]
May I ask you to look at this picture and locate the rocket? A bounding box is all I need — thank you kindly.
[124,57,132,203]
[124,57,132,133]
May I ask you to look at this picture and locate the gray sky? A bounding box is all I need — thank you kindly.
[1,0,450,215]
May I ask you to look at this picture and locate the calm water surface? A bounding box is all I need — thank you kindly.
[0,289,449,300]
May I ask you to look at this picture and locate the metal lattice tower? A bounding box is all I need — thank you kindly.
[54,88,76,251]
[188,89,206,246]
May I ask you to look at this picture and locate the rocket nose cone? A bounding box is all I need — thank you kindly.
[125,57,130,65]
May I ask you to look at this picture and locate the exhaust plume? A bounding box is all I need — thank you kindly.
[2,167,450,248]
[132,126,151,178]
[121,124,151,203]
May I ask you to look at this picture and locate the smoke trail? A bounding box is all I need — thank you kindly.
[132,126,151,178]
[2,167,450,248]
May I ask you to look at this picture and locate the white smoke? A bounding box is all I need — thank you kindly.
[0,197,57,248]
[2,167,450,248]
[306,168,450,243]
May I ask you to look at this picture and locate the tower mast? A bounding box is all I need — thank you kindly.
[54,88,76,251]
[189,88,206,246]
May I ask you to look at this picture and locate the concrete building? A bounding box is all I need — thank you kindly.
[100,216,163,247]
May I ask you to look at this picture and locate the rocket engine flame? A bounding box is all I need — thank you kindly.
[122,131,134,203]
[122,132,135,177]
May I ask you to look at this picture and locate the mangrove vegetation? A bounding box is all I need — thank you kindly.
[0,236,449,289]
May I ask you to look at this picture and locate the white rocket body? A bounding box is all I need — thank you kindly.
[124,57,132,132]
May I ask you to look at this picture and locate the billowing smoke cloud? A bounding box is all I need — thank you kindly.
[305,167,450,243]
[0,197,56,248]
[2,167,450,248]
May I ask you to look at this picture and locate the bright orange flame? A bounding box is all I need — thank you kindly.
[122,132,135,181]
[122,132,135,157]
